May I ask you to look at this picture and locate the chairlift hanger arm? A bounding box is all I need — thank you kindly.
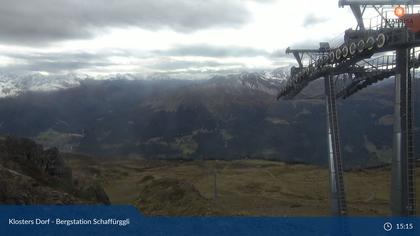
[286,48,325,68]
[350,4,366,30]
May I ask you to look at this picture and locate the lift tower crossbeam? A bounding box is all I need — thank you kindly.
[285,47,326,68]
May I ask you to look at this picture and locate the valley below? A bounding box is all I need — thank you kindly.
[66,154,420,216]
[1,74,419,216]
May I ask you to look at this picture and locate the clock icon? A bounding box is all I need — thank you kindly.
[384,222,393,232]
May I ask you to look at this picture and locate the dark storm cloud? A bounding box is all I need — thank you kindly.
[0,0,272,45]
[155,44,270,57]
[302,13,328,28]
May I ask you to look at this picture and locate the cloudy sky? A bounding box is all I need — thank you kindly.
[0,0,358,77]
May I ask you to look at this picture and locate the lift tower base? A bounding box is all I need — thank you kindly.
[391,48,416,216]
[325,75,347,216]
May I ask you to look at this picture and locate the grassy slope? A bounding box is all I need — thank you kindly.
[66,156,420,216]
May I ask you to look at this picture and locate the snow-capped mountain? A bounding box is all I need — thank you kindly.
[0,68,408,168]
[235,69,288,95]
[0,73,89,97]
[0,68,289,98]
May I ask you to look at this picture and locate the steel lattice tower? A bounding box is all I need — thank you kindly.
[278,0,419,216]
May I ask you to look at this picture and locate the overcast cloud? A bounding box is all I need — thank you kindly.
[154,44,270,58]
[0,0,356,76]
[0,51,115,73]
[0,0,274,45]
[302,13,329,28]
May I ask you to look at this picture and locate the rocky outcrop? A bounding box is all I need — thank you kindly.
[72,178,110,204]
[0,165,80,204]
[0,137,72,184]
[0,136,109,204]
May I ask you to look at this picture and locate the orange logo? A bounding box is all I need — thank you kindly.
[394,6,405,17]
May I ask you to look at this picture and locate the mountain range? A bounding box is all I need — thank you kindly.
[0,70,418,169]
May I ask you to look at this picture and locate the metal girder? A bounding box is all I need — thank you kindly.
[277,50,375,100]
[278,27,420,100]
[337,55,420,99]
[339,0,420,7]
[350,4,366,30]
[391,48,416,216]
[285,48,322,54]
[285,47,327,68]
[277,0,419,218]
[325,76,347,216]
[336,69,395,98]
[292,52,303,68]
